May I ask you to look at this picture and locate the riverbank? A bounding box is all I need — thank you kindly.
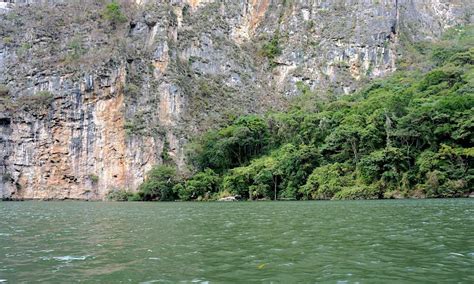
[3,191,474,202]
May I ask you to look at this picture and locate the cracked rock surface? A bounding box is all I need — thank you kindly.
[0,0,471,199]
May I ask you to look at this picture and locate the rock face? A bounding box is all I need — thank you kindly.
[0,0,472,199]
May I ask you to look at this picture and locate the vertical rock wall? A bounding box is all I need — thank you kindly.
[0,0,471,199]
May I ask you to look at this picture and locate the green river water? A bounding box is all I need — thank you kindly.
[0,199,473,283]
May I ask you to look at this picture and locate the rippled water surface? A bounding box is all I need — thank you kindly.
[0,200,473,283]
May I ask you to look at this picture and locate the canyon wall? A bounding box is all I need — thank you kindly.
[0,0,472,199]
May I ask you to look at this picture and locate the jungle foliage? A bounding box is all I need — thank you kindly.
[133,26,473,201]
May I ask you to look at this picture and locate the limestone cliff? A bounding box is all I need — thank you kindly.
[0,0,472,199]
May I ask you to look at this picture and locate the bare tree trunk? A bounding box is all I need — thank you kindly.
[273,176,277,201]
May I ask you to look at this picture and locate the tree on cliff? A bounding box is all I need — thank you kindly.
[102,1,127,28]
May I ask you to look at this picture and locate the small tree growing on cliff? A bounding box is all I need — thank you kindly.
[102,1,128,28]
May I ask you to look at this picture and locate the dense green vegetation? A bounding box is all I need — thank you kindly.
[120,26,473,201]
